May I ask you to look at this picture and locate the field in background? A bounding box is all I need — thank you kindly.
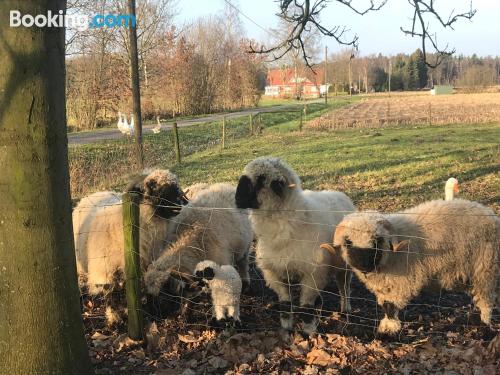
[307,92,500,130]
[69,101,354,197]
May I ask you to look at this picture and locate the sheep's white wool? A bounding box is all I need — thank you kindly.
[333,199,499,334]
[145,183,252,296]
[236,157,355,332]
[194,260,242,321]
[184,183,210,200]
[73,169,183,295]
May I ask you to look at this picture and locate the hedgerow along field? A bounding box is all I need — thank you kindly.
[72,93,499,374]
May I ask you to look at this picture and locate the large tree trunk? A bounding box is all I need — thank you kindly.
[0,1,92,374]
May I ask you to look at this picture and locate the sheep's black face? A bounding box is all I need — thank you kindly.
[147,181,188,219]
[344,238,384,273]
[195,267,215,281]
[235,175,266,209]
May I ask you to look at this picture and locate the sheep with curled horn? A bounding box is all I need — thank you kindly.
[235,156,355,334]
[144,183,252,300]
[322,199,499,335]
[73,169,188,299]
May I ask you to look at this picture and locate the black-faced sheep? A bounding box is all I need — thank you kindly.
[144,183,252,298]
[73,169,188,296]
[235,156,355,334]
[323,199,499,335]
[194,260,242,323]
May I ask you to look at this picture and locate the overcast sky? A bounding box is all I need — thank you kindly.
[177,0,500,58]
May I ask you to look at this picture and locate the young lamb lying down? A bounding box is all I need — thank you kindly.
[73,169,188,296]
[144,183,252,300]
[194,260,242,325]
[235,156,355,334]
[322,199,499,335]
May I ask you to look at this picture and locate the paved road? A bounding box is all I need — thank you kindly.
[68,104,305,145]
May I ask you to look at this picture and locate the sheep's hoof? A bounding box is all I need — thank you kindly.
[280,312,294,331]
[377,317,401,335]
[241,280,251,294]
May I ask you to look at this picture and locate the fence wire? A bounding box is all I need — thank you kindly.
[74,192,499,349]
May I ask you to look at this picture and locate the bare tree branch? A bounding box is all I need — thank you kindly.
[400,0,476,68]
[250,0,475,68]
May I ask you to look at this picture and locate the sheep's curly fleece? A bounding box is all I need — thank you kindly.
[240,157,355,332]
[73,170,180,295]
[144,183,252,297]
[194,260,242,321]
[332,199,499,334]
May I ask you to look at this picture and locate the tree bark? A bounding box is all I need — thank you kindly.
[127,0,144,170]
[0,1,92,374]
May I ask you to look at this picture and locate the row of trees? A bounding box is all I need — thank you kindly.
[65,1,264,130]
[320,49,500,94]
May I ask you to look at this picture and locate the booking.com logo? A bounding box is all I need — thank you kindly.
[10,10,136,31]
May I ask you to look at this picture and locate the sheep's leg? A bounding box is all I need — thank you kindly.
[472,291,494,325]
[235,252,251,292]
[226,303,240,322]
[260,268,294,330]
[334,269,352,313]
[213,300,226,321]
[378,301,401,335]
[298,272,327,334]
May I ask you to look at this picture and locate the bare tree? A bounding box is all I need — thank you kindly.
[250,0,476,67]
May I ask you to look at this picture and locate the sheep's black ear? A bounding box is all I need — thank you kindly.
[125,175,145,196]
[270,178,285,198]
[235,175,254,209]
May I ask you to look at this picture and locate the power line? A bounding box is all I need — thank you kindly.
[223,0,275,37]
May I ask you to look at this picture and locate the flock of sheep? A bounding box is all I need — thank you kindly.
[73,156,499,336]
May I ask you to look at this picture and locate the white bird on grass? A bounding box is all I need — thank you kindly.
[153,115,162,134]
[128,113,135,136]
[445,177,459,201]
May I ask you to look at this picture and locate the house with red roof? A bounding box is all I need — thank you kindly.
[264,67,330,98]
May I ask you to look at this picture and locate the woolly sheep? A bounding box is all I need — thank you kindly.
[73,169,188,295]
[144,183,252,297]
[194,260,242,322]
[235,156,355,334]
[184,182,210,200]
[323,199,499,335]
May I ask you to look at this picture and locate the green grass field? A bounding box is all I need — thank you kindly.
[69,99,499,213]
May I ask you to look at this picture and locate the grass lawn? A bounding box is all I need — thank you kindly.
[171,123,499,213]
[70,118,499,213]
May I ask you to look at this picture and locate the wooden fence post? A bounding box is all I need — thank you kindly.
[428,103,432,125]
[304,105,308,123]
[221,116,226,149]
[249,114,253,135]
[299,110,303,131]
[123,192,143,340]
[172,122,181,163]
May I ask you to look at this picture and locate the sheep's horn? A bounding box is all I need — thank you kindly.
[320,243,337,255]
[169,268,195,284]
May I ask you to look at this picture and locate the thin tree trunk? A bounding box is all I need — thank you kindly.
[127,0,144,170]
[0,1,92,374]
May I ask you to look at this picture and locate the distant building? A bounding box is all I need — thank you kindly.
[264,67,329,99]
[430,85,454,95]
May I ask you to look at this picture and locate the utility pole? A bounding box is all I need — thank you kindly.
[324,45,328,104]
[127,0,144,170]
[388,58,392,96]
[349,53,354,96]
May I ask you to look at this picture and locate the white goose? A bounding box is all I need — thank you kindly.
[128,113,135,135]
[117,111,127,134]
[445,177,459,201]
[152,115,162,134]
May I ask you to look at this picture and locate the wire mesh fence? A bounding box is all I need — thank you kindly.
[74,190,499,345]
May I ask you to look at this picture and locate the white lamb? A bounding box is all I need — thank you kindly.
[194,260,242,322]
[73,169,188,295]
[323,199,499,335]
[144,183,252,298]
[235,156,355,334]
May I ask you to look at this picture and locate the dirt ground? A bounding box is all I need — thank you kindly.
[83,258,500,374]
